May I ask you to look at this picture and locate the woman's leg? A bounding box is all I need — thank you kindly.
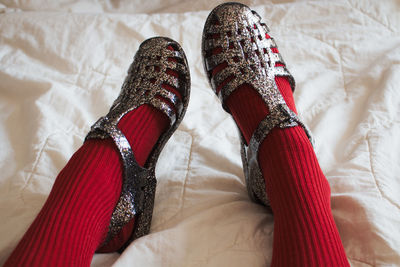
[5,92,170,267]
[202,3,350,266]
[227,73,349,266]
[5,36,191,266]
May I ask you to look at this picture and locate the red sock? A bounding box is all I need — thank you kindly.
[225,44,349,265]
[4,105,169,266]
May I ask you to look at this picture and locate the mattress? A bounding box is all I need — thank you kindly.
[1,0,400,266]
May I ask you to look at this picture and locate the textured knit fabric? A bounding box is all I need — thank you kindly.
[224,49,350,265]
[4,105,169,266]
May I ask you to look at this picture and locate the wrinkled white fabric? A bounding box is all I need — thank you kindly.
[0,0,399,266]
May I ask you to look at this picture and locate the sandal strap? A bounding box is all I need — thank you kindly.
[244,104,314,207]
[85,116,150,233]
[248,104,314,156]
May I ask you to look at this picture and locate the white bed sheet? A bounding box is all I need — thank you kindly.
[1,0,400,266]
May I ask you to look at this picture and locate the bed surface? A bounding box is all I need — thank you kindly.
[1,0,400,266]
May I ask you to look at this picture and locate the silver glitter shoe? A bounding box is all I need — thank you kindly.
[202,2,313,210]
[86,37,190,252]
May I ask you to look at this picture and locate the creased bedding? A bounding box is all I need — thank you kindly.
[1,0,400,266]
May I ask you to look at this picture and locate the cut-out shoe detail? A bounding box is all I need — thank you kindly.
[202,2,313,209]
[86,37,190,251]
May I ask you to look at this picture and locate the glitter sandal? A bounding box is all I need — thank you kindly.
[202,2,313,209]
[86,37,190,252]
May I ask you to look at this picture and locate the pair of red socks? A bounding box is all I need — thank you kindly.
[5,53,349,267]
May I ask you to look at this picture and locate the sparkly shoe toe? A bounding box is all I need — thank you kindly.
[86,37,190,252]
[201,2,312,209]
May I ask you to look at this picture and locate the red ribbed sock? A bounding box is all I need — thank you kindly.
[225,43,349,265]
[5,43,184,265]
[4,104,169,266]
